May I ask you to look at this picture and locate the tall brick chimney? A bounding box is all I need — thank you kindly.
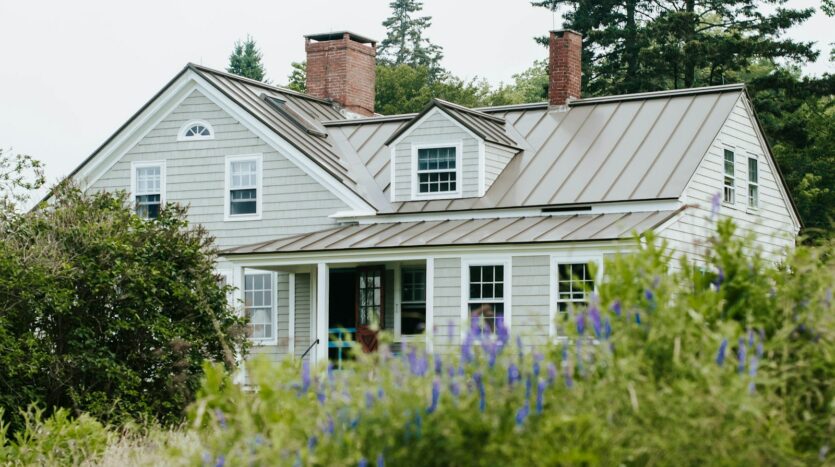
[305,31,377,117]
[548,30,582,107]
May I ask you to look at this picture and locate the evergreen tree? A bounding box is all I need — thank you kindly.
[285,61,306,93]
[378,0,444,77]
[533,0,817,95]
[227,35,267,82]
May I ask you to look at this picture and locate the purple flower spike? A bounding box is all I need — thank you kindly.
[547,363,557,385]
[612,300,622,317]
[426,378,441,414]
[317,388,326,405]
[536,380,546,414]
[604,318,612,340]
[450,379,460,397]
[515,403,530,426]
[473,372,486,412]
[378,387,385,400]
[564,364,573,389]
[644,288,654,303]
[301,360,311,393]
[711,192,721,219]
[634,312,641,325]
[576,312,586,336]
[737,337,747,374]
[496,316,510,347]
[308,435,318,450]
[359,458,368,467]
[756,342,764,359]
[366,391,374,409]
[215,455,225,467]
[434,354,442,375]
[716,339,728,366]
[508,363,521,386]
[462,333,474,364]
[589,305,602,338]
[214,409,227,430]
[749,356,758,378]
[377,453,385,467]
[325,416,334,435]
[525,375,533,400]
[516,335,524,361]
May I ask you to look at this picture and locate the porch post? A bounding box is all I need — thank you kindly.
[232,264,246,385]
[288,273,296,357]
[425,257,435,353]
[315,262,329,365]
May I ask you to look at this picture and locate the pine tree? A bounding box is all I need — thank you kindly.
[286,61,306,93]
[227,35,267,82]
[378,0,444,77]
[533,0,817,95]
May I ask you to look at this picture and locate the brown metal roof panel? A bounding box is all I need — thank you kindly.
[563,213,629,240]
[588,211,652,239]
[400,219,467,246]
[506,215,576,242]
[452,217,526,244]
[281,225,355,251]
[375,220,439,247]
[343,222,415,249]
[629,93,720,200]
[535,214,602,242]
[426,218,496,245]
[550,101,645,203]
[658,92,741,198]
[522,105,614,206]
[574,98,669,203]
[622,209,680,235]
[601,97,693,201]
[478,216,547,243]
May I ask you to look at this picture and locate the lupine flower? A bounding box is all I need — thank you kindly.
[536,380,546,414]
[635,312,641,325]
[327,362,334,382]
[474,372,486,412]
[612,300,622,317]
[525,375,533,400]
[603,318,612,340]
[715,267,725,290]
[317,385,326,404]
[515,403,530,426]
[516,335,524,361]
[748,328,755,348]
[486,341,499,368]
[756,341,764,359]
[365,391,374,409]
[561,344,568,363]
[324,416,334,435]
[576,340,584,377]
[414,410,422,437]
[202,451,212,465]
[301,360,311,393]
[737,337,747,374]
[215,455,225,467]
[547,362,557,385]
[214,409,227,430]
[749,356,758,378]
[450,379,460,397]
[359,458,368,467]
[589,305,602,338]
[644,288,654,303]
[716,339,728,366]
[308,435,318,450]
[533,353,543,378]
[378,387,385,400]
[434,354,442,375]
[711,192,721,219]
[426,378,441,414]
[564,364,573,389]
[462,333,474,364]
[508,363,521,387]
[377,453,385,467]
[497,316,510,347]
[576,311,586,336]
[470,316,483,338]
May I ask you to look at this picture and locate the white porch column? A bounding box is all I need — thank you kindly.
[315,262,329,365]
[232,264,246,385]
[288,273,296,357]
[425,257,435,353]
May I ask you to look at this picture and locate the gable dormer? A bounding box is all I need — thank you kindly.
[385,99,521,202]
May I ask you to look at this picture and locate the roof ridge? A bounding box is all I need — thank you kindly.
[187,63,342,109]
[432,98,506,124]
[570,83,745,106]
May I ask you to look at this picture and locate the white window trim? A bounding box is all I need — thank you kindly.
[129,160,166,215]
[177,120,215,141]
[549,254,603,339]
[244,270,278,346]
[411,141,464,201]
[747,155,759,211]
[722,147,736,206]
[460,257,512,336]
[224,154,263,221]
[395,262,429,342]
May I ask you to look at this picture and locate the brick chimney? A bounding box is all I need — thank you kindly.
[548,30,582,107]
[305,31,377,117]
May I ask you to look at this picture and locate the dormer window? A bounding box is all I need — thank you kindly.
[412,143,462,199]
[178,120,214,141]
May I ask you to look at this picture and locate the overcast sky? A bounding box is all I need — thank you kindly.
[1,0,832,191]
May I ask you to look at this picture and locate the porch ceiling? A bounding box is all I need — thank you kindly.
[222,210,679,255]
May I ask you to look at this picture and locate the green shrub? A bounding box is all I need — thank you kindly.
[0,183,248,432]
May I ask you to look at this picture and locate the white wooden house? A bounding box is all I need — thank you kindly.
[65,30,800,366]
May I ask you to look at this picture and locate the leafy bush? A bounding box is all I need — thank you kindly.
[0,183,247,432]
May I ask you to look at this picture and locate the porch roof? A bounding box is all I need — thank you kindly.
[222,210,679,255]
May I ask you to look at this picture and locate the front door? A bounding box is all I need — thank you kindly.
[355,266,385,352]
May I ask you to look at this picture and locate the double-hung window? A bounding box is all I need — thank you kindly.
[468,265,505,333]
[400,267,427,335]
[748,157,759,209]
[244,272,275,342]
[723,149,735,204]
[132,162,164,219]
[417,146,457,195]
[226,155,261,219]
[556,263,595,313]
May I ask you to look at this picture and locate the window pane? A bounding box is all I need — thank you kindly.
[245,273,273,340]
[417,147,457,194]
[748,158,758,183]
[135,194,161,219]
[136,166,161,195]
[230,160,257,189]
[401,304,426,335]
[230,189,257,215]
[469,303,504,334]
[724,149,734,176]
[556,263,594,312]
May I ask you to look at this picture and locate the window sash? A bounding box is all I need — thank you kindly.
[245,273,274,340]
[748,158,759,208]
[723,149,735,204]
[135,166,161,195]
[468,265,505,333]
[230,160,258,189]
[556,263,594,313]
[401,267,426,335]
[417,147,457,194]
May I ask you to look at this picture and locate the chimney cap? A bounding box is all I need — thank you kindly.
[304,31,377,45]
[549,29,582,37]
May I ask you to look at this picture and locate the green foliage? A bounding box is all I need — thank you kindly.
[0,406,109,466]
[0,183,247,433]
[227,35,267,82]
[375,64,494,114]
[534,0,817,94]
[0,149,44,213]
[285,61,306,93]
[378,0,444,77]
